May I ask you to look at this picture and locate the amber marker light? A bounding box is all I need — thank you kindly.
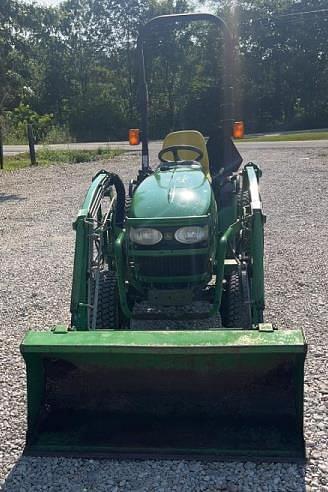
[233,121,245,139]
[129,129,140,145]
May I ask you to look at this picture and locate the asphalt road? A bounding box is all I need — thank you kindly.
[3,139,328,157]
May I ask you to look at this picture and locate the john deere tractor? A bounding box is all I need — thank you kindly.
[21,13,306,461]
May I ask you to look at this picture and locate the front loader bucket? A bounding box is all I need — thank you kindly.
[21,328,306,461]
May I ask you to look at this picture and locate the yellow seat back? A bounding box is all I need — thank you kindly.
[162,130,210,178]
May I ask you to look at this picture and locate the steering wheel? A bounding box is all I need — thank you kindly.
[158,144,203,163]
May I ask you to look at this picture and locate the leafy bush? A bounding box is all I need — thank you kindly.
[5,104,54,142]
[1,105,73,145]
[41,125,72,144]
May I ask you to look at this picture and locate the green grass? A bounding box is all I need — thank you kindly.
[2,147,125,171]
[243,131,328,142]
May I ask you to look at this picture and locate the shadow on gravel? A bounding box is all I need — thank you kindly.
[0,193,26,203]
[2,455,307,491]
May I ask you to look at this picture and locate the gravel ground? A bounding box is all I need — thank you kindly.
[0,146,327,491]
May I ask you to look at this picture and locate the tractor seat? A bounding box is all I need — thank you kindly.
[162,130,210,179]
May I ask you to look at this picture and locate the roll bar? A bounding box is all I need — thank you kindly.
[136,13,234,172]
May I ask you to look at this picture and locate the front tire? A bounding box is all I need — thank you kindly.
[90,270,130,329]
[221,267,252,329]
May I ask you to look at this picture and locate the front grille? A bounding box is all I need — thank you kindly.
[137,255,208,277]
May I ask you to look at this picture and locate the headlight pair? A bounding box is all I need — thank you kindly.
[129,226,208,246]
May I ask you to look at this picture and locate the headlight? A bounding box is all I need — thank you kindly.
[129,227,162,245]
[175,225,208,244]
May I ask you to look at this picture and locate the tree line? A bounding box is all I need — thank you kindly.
[0,0,327,142]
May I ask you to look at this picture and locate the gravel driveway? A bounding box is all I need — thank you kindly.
[0,146,327,491]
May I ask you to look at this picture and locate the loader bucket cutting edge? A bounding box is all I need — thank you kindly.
[21,329,306,461]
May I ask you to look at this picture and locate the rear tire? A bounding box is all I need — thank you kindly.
[221,268,252,329]
[91,270,130,329]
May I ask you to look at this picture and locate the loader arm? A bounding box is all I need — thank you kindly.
[244,163,265,323]
[70,171,125,330]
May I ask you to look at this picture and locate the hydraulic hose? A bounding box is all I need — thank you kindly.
[108,173,126,228]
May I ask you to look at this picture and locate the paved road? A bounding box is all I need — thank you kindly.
[3,139,328,157]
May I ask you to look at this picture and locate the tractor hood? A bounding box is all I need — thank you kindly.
[129,165,212,218]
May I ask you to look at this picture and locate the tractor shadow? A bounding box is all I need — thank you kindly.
[2,455,307,491]
[0,193,26,203]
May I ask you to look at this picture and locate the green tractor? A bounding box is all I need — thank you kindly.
[21,13,306,460]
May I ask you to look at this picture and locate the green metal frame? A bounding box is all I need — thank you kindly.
[70,172,118,330]
[69,162,266,325]
[22,328,306,354]
[244,163,265,324]
[114,219,242,319]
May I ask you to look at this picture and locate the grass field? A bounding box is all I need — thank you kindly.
[244,130,328,142]
[2,147,124,171]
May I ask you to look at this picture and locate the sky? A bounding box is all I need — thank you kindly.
[23,0,213,11]
[25,0,61,5]
[24,0,213,8]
